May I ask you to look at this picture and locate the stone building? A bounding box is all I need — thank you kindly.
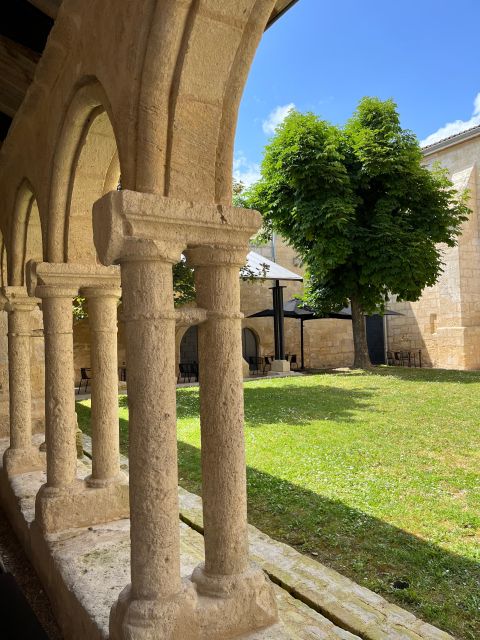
[73,235,356,381]
[386,126,480,370]
[0,1,460,638]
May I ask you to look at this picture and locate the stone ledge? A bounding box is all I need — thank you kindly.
[176,489,453,640]
[0,436,360,640]
[81,434,453,640]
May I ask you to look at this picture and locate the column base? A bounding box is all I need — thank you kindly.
[270,359,291,373]
[109,582,197,640]
[3,445,45,476]
[85,470,128,489]
[35,476,129,533]
[190,562,278,637]
[110,564,278,640]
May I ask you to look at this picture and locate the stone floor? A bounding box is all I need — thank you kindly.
[0,435,454,640]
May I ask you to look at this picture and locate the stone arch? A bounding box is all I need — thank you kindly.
[135,0,277,202]
[47,78,123,263]
[241,325,260,360]
[1,238,8,288]
[8,179,44,286]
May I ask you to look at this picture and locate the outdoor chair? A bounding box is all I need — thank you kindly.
[289,354,299,370]
[264,355,273,373]
[178,362,198,383]
[248,356,267,375]
[78,368,92,394]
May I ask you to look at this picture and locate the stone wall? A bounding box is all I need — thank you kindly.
[386,135,480,370]
[71,237,355,375]
[72,135,480,377]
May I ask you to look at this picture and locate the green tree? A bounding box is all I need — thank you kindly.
[245,98,470,368]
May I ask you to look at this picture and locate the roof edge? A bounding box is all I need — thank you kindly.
[422,124,480,156]
[266,0,300,29]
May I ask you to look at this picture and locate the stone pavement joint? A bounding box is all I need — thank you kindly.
[81,433,453,640]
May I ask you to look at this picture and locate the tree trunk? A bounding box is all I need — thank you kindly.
[350,296,372,369]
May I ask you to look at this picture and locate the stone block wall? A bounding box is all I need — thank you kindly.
[387,135,480,370]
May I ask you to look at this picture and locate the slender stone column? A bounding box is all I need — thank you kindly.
[121,254,181,602]
[2,288,43,475]
[83,286,122,487]
[38,285,78,491]
[92,189,277,637]
[186,247,253,592]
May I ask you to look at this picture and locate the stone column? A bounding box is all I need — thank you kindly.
[187,247,276,611]
[37,285,78,491]
[2,288,43,475]
[83,286,122,487]
[92,189,277,637]
[109,248,193,639]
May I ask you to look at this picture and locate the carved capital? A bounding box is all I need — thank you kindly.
[1,286,40,313]
[184,245,248,269]
[27,261,121,298]
[175,307,208,328]
[92,190,261,266]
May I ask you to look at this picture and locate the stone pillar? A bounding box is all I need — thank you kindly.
[186,247,277,621]
[37,285,78,491]
[187,247,249,584]
[2,288,43,475]
[110,248,193,638]
[92,189,277,638]
[28,262,128,533]
[83,286,122,487]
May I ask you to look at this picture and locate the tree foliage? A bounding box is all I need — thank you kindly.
[244,97,471,367]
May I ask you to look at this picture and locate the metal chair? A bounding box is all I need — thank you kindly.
[264,355,273,373]
[289,354,298,370]
[78,368,92,394]
[178,362,198,383]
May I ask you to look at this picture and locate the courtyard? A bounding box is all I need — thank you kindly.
[77,368,480,640]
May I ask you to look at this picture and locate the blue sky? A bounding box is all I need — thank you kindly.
[234,0,480,185]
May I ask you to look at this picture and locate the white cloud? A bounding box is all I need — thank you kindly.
[262,103,295,135]
[421,92,480,147]
[233,153,261,187]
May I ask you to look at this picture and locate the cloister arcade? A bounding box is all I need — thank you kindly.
[0,2,457,639]
[0,1,291,637]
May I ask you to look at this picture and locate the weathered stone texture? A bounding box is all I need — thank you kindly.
[387,137,480,369]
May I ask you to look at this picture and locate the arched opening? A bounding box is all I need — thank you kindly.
[1,238,8,288]
[242,327,258,361]
[8,180,43,286]
[66,108,120,263]
[180,326,199,365]
[48,81,124,385]
[24,199,43,281]
[48,79,123,263]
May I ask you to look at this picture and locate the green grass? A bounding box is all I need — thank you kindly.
[76,368,480,639]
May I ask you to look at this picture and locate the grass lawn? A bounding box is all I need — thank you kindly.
[76,368,480,639]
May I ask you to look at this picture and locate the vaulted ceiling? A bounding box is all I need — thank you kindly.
[0,0,298,143]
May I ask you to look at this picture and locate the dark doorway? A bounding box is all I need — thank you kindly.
[366,315,385,364]
[242,328,258,361]
[180,326,198,363]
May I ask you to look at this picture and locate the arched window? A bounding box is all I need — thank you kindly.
[180,326,198,364]
[242,328,258,361]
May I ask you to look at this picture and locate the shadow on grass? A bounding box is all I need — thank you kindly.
[176,384,374,428]
[323,366,480,384]
[75,382,480,640]
[177,440,479,640]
